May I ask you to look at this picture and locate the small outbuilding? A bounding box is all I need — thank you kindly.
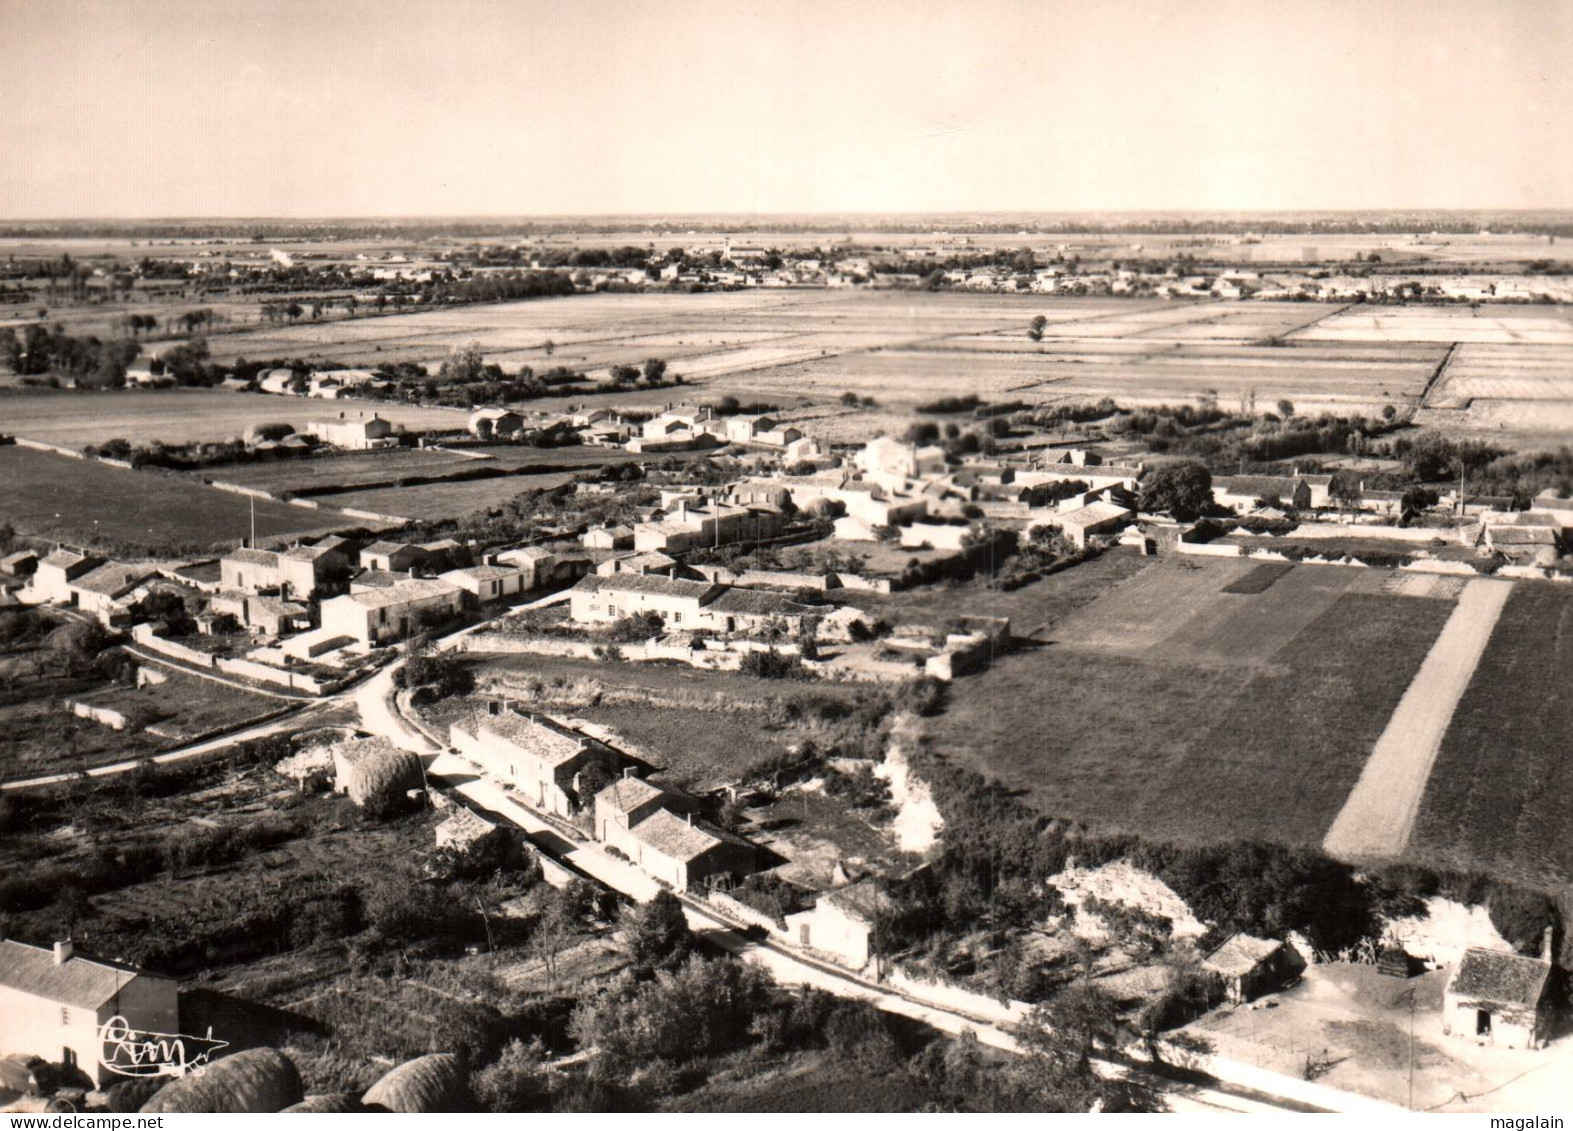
[1200,932,1304,1003]
[1442,946,1553,1050]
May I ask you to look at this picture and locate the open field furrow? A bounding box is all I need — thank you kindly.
[1410,583,1573,884]
[1322,579,1513,861]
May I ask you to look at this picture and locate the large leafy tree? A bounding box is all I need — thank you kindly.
[1138,460,1213,520]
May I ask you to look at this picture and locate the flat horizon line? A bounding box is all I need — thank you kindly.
[4,207,1573,225]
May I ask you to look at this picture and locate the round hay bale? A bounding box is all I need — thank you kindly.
[361,1053,467,1113]
[141,1048,304,1114]
[281,1093,367,1113]
[346,748,423,811]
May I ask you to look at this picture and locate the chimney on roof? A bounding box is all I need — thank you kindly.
[53,939,73,965]
[685,811,692,825]
[623,766,637,779]
[1543,926,1555,964]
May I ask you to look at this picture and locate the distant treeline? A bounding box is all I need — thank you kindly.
[3,211,1570,240]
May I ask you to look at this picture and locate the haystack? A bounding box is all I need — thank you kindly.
[141,1048,304,1114]
[281,1093,367,1113]
[335,738,423,810]
[361,1053,468,1113]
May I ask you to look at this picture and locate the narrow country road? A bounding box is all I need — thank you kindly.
[0,704,321,791]
[357,662,1363,1115]
[1323,577,1512,860]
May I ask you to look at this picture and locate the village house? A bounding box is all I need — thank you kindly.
[623,808,754,891]
[784,435,832,464]
[1048,500,1137,549]
[467,407,524,439]
[0,939,179,1086]
[581,524,635,551]
[305,412,397,451]
[724,414,777,444]
[439,561,530,606]
[1212,472,1333,513]
[595,550,681,577]
[570,573,817,636]
[495,544,592,589]
[632,500,785,554]
[593,775,672,850]
[1200,933,1305,1004]
[1479,513,1564,566]
[125,356,175,387]
[1015,463,1144,494]
[570,572,720,627]
[450,707,619,819]
[258,368,298,395]
[755,425,804,448]
[211,592,309,635]
[66,562,155,625]
[855,436,948,480]
[359,541,429,573]
[783,880,897,971]
[898,521,973,551]
[1442,943,1554,1050]
[1,549,38,580]
[221,541,346,599]
[30,549,101,604]
[318,577,464,645]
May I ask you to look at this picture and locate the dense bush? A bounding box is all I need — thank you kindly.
[739,648,804,679]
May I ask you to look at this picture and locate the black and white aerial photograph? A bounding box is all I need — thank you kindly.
[1,0,1570,1119]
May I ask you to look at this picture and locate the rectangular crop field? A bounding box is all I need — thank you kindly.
[1294,306,1573,345]
[0,445,363,552]
[925,559,1458,848]
[0,387,463,446]
[1409,582,1573,884]
[323,471,588,520]
[192,444,630,496]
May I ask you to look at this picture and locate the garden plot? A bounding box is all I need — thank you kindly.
[0,445,361,552]
[1322,579,1512,861]
[0,387,461,446]
[928,560,1456,849]
[1295,306,1573,345]
[1423,342,1573,407]
[1411,582,1573,884]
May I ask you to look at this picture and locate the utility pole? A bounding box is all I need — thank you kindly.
[249,495,256,548]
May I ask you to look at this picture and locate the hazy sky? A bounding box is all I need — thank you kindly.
[2,0,1569,218]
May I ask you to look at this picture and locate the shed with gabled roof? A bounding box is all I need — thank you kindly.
[1442,946,1553,1049]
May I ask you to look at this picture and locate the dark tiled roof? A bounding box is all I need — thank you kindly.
[1217,475,1305,498]
[1448,948,1551,1008]
[706,588,814,617]
[226,548,280,567]
[70,563,152,597]
[631,808,723,861]
[41,550,91,570]
[580,573,721,601]
[1202,933,1283,976]
[595,777,665,814]
[0,940,165,1009]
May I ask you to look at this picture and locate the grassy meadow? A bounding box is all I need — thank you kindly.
[1410,581,1573,885]
[924,558,1459,849]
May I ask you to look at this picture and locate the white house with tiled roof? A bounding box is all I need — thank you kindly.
[0,939,178,1085]
[1443,943,1554,1049]
[624,808,754,891]
[449,707,619,818]
[318,577,462,645]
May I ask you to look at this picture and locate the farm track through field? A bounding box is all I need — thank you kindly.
[1322,579,1513,861]
[1277,302,1352,340]
[1419,342,1461,407]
